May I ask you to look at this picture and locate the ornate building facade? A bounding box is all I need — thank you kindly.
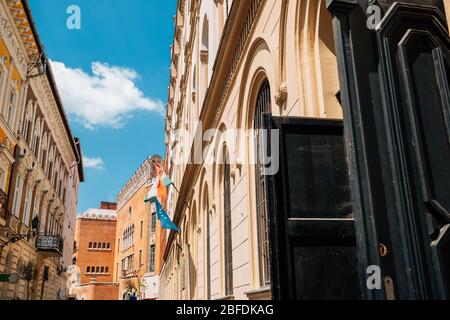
[0,0,83,300]
[160,0,450,300]
[114,155,165,300]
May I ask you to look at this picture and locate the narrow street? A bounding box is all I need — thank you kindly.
[0,0,450,307]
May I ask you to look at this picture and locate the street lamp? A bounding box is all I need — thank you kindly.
[5,216,39,245]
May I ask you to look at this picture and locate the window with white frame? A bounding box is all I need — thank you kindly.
[7,89,17,129]
[149,245,156,273]
[23,186,33,226]
[12,175,23,217]
[33,194,41,221]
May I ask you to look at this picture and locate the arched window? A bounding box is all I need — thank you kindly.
[203,185,211,300]
[97,242,101,249]
[107,243,111,249]
[100,266,105,273]
[102,242,106,249]
[89,242,92,249]
[86,266,90,273]
[254,80,272,286]
[96,266,100,273]
[93,242,97,249]
[222,148,233,295]
[105,266,109,273]
[189,203,198,299]
[201,16,209,51]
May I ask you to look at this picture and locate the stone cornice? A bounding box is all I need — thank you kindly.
[0,1,28,78]
[29,77,76,170]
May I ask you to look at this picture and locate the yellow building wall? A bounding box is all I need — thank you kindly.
[115,183,155,298]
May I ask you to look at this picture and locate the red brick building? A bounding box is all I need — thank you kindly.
[71,202,119,300]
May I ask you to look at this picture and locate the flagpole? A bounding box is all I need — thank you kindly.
[171,184,190,209]
[152,160,190,209]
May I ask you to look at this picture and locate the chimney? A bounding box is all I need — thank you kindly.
[100,202,117,210]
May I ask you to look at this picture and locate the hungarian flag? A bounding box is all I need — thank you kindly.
[145,162,179,232]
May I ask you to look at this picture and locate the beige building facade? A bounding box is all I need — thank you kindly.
[159,0,343,300]
[160,0,450,300]
[0,0,83,300]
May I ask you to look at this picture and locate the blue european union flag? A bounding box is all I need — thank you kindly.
[153,197,180,232]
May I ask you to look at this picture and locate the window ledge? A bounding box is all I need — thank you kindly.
[244,287,272,300]
[214,294,234,301]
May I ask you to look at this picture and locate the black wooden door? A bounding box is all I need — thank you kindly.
[264,116,362,300]
[328,0,450,299]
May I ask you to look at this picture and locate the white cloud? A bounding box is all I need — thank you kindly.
[50,60,164,129]
[83,156,105,170]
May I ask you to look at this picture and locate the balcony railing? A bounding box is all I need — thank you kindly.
[35,233,64,257]
[0,188,8,220]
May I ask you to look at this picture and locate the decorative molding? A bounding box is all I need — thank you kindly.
[117,156,161,210]
[0,137,14,165]
[274,82,288,107]
[212,0,264,128]
[200,49,209,64]
[0,2,28,78]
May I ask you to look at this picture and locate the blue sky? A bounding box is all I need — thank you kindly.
[29,0,176,212]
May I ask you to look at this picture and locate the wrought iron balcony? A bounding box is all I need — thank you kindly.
[0,188,8,220]
[35,233,64,257]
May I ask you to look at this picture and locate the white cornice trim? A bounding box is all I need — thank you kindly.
[29,77,76,170]
[0,1,28,78]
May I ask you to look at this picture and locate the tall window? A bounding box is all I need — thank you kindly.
[40,205,47,233]
[223,152,233,295]
[140,220,143,239]
[149,245,156,273]
[32,194,41,222]
[151,212,156,232]
[254,80,272,286]
[7,90,16,129]
[123,224,135,250]
[23,187,33,226]
[12,175,23,217]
